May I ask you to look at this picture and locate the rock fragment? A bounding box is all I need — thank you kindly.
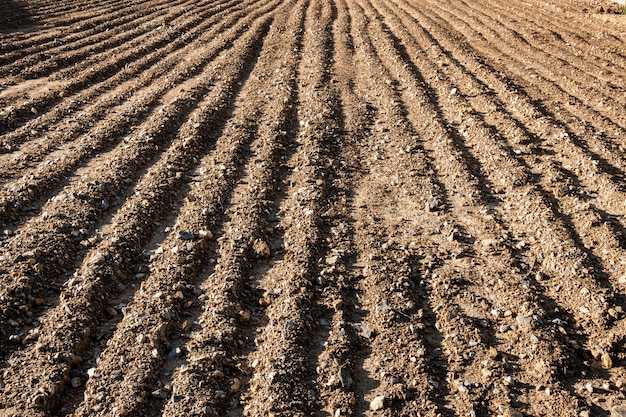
[369,395,386,411]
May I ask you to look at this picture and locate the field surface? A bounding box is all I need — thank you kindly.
[1,0,626,415]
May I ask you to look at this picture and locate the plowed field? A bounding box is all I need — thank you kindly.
[1,0,626,415]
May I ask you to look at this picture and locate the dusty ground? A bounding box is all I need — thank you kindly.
[0,0,626,415]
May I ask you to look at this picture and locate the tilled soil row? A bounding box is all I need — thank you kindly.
[0,0,220,135]
[348,1,595,414]
[1,0,626,416]
[0,0,274,215]
[0,0,185,80]
[0,0,246,159]
[0,0,283,347]
[0,11,276,417]
[391,0,626,357]
[0,0,173,56]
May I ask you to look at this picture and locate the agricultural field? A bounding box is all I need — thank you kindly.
[0,0,626,415]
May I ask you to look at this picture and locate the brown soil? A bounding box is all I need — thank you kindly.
[1,0,626,415]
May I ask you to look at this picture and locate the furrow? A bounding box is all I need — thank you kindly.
[388,0,626,321]
[14,0,133,27]
[0,0,165,59]
[307,0,366,415]
[480,0,626,72]
[0,0,262,176]
[0,0,230,135]
[239,0,345,414]
[18,0,194,81]
[156,3,322,415]
[0,0,279,225]
[385,0,626,223]
[396,0,626,359]
[71,20,281,415]
[380,0,621,365]
[0,4,280,357]
[0,16,274,417]
[443,0,626,134]
[348,0,597,413]
[0,0,182,77]
[1,0,625,415]
[477,0,626,77]
[453,0,626,87]
[338,0,477,414]
[418,0,626,170]
[72,3,309,413]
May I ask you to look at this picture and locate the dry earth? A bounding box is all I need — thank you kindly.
[0,0,626,415]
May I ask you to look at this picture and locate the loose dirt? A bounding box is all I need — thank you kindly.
[0,0,625,415]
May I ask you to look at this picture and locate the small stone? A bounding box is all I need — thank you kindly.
[450,88,458,95]
[516,316,532,326]
[457,382,469,394]
[332,299,343,310]
[230,378,242,392]
[360,328,374,339]
[482,239,499,248]
[198,230,212,238]
[168,347,181,359]
[30,107,38,115]
[326,255,339,265]
[499,324,510,333]
[91,252,106,264]
[87,368,96,378]
[177,230,195,240]
[70,377,81,388]
[601,353,613,369]
[152,388,164,398]
[369,395,386,411]
[239,310,251,321]
[425,199,441,212]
